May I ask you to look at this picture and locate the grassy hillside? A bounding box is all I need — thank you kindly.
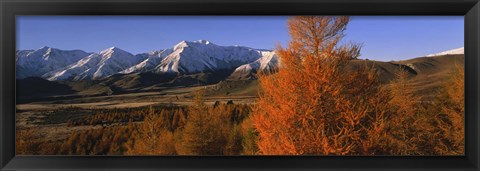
[211,54,464,101]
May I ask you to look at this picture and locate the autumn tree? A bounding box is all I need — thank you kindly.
[127,105,176,155]
[378,64,465,155]
[432,65,464,154]
[240,115,259,155]
[178,90,228,155]
[172,109,187,130]
[252,16,390,155]
[383,67,429,155]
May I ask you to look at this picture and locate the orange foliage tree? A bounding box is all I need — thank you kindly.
[252,16,391,155]
[382,68,431,155]
[433,65,464,154]
[177,90,229,155]
[126,105,176,155]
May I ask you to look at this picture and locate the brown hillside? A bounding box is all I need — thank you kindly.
[394,54,464,100]
[216,54,464,100]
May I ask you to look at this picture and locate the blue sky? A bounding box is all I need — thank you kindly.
[17,16,463,61]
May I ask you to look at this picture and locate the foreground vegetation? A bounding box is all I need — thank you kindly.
[15,65,465,155]
[249,16,464,155]
[17,100,254,155]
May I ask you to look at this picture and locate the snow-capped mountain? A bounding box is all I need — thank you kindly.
[120,49,174,74]
[153,40,273,74]
[228,52,278,80]
[233,52,278,73]
[44,47,145,80]
[16,40,276,81]
[16,47,91,79]
[18,43,465,82]
[426,47,464,57]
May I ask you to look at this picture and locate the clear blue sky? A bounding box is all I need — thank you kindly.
[17,16,463,61]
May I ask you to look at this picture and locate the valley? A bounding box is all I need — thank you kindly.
[16,84,258,110]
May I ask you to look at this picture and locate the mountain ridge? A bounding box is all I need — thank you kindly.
[17,40,277,81]
[16,46,465,103]
[17,41,463,83]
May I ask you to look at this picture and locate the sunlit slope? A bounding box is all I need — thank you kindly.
[213,54,464,100]
[394,54,464,100]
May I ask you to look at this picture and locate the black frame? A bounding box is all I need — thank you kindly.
[1,0,479,170]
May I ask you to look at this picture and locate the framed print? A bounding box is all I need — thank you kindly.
[1,0,479,170]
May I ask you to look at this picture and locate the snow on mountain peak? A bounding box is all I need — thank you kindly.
[173,40,215,51]
[98,47,138,63]
[119,49,174,74]
[16,47,91,79]
[173,41,189,50]
[155,40,273,74]
[44,47,145,80]
[19,40,277,81]
[106,46,117,51]
[229,51,278,80]
[426,47,464,57]
[37,46,51,51]
[34,46,53,56]
[194,40,211,44]
[100,47,128,55]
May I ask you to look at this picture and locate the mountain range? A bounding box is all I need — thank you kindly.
[16,41,464,103]
[16,40,277,81]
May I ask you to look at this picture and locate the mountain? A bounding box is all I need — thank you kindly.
[16,77,76,103]
[210,48,465,99]
[16,47,91,79]
[44,47,146,81]
[120,49,174,74]
[16,46,465,104]
[228,52,278,80]
[153,40,273,74]
[19,40,276,81]
[16,43,465,102]
[227,47,466,80]
[98,72,177,91]
[426,47,464,57]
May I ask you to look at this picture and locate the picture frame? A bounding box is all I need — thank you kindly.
[1,0,479,170]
